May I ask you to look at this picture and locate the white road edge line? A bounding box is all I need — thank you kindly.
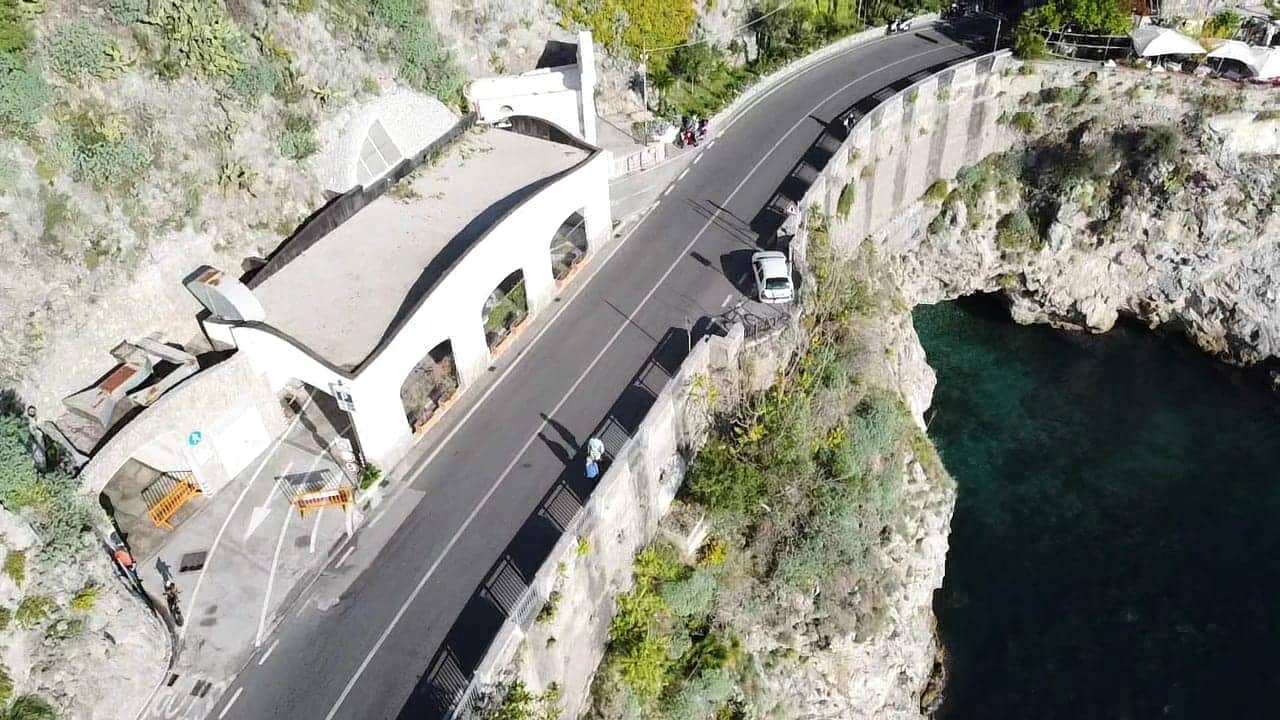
[677,168,690,181]
[321,41,965,720]
[335,545,356,568]
[308,510,322,554]
[217,687,244,720]
[693,154,703,164]
[256,510,293,647]
[707,139,716,149]
[258,639,280,666]
[721,294,733,307]
[662,186,673,197]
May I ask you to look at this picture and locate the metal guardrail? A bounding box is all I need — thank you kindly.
[1036,28,1133,61]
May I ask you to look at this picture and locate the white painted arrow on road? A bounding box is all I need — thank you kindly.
[244,505,273,540]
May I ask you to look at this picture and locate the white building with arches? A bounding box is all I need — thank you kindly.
[193,118,611,467]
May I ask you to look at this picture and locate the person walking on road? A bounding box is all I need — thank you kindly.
[164,581,184,627]
[585,437,605,479]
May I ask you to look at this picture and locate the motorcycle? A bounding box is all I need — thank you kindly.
[164,582,184,627]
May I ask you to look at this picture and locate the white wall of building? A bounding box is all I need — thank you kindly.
[467,31,599,145]
[212,147,612,467]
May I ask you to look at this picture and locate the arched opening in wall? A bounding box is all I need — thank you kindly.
[99,433,205,561]
[549,209,588,282]
[482,270,529,351]
[399,340,460,435]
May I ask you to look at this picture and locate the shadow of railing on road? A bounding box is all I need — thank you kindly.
[393,325,716,719]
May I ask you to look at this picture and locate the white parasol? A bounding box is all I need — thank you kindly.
[1131,25,1207,57]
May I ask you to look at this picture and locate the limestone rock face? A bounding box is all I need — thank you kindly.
[744,317,952,720]
[891,137,1280,366]
[0,507,167,720]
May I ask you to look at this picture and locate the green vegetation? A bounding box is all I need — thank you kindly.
[1007,110,1037,133]
[395,17,464,100]
[278,114,318,160]
[230,60,283,103]
[52,112,152,190]
[108,0,146,24]
[837,182,854,218]
[1256,109,1280,122]
[3,550,23,586]
[143,0,246,78]
[0,607,11,632]
[358,464,383,491]
[923,179,948,202]
[489,680,561,720]
[1196,90,1245,115]
[4,695,57,720]
[1039,86,1083,106]
[1023,0,1131,34]
[321,0,463,103]
[553,0,696,58]
[0,663,11,706]
[590,213,943,719]
[45,20,122,80]
[69,584,98,611]
[640,0,939,119]
[536,590,561,624]
[0,413,93,564]
[0,0,43,56]
[14,595,54,629]
[1012,24,1047,59]
[995,210,1041,251]
[1201,9,1241,39]
[0,54,49,134]
[43,615,83,641]
[576,536,591,556]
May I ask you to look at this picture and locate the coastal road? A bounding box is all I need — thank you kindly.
[205,21,986,720]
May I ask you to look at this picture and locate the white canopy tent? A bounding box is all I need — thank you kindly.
[1206,39,1256,64]
[1131,25,1207,57]
[1250,47,1280,80]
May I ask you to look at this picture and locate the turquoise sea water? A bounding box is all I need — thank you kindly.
[915,297,1280,720]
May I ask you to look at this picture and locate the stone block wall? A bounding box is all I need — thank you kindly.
[450,324,746,719]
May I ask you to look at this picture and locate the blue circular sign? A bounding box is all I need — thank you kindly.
[187,430,203,447]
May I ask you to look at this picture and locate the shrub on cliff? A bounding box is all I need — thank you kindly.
[4,694,57,720]
[837,182,855,218]
[45,20,122,80]
[143,0,247,79]
[995,210,1042,251]
[0,54,49,134]
[554,0,695,57]
[0,414,93,564]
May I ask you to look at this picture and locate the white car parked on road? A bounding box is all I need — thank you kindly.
[751,250,793,304]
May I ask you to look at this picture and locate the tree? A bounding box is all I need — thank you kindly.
[647,65,674,111]
[1024,0,1132,34]
[665,41,717,83]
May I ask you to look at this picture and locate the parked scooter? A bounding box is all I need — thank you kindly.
[886,16,913,34]
[675,116,701,148]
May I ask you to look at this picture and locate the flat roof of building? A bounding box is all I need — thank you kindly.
[253,127,589,370]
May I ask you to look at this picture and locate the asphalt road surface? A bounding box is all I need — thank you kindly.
[208,21,987,720]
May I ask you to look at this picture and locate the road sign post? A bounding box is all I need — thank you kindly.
[329,381,366,468]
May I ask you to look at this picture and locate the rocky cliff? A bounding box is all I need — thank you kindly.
[879,69,1280,366]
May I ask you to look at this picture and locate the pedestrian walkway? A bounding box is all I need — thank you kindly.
[136,392,359,720]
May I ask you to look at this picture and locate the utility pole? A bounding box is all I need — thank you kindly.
[992,15,1002,53]
[640,48,648,111]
